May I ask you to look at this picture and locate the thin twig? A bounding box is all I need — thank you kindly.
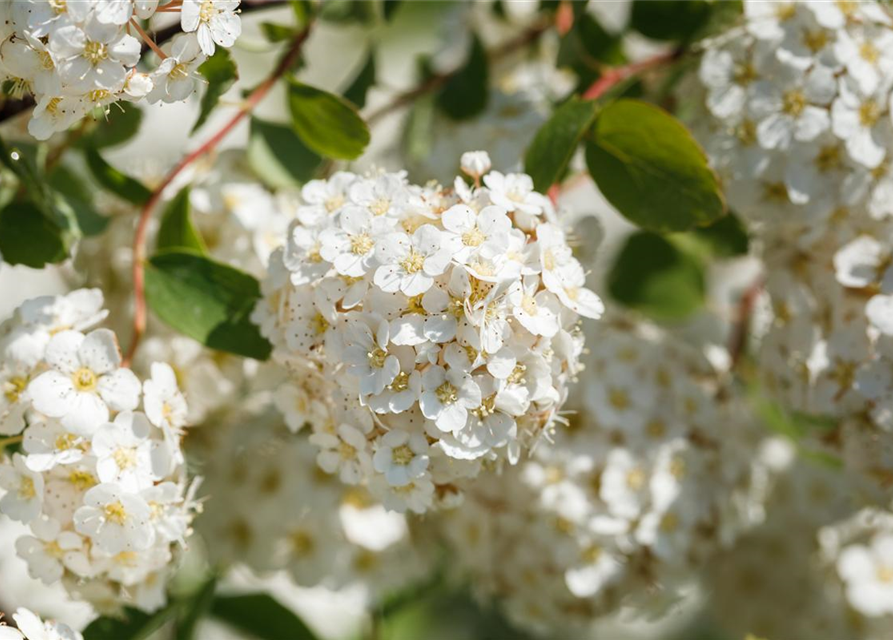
[728,277,764,370]
[130,19,168,60]
[582,48,684,101]
[364,20,551,127]
[122,22,314,366]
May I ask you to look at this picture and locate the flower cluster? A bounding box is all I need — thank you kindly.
[0,0,241,140]
[435,318,770,636]
[194,404,430,596]
[695,0,893,237]
[693,0,893,498]
[0,290,197,614]
[254,151,603,514]
[0,607,82,640]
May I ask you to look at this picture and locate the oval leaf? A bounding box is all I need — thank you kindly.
[144,251,272,360]
[287,80,370,160]
[436,32,488,121]
[607,230,705,321]
[84,147,152,205]
[156,186,207,254]
[524,96,599,192]
[83,606,178,640]
[248,117,322,189]
[586,99,725,233]
[193,48,238,133]
[210,594,317,640]
[0,201,69,268]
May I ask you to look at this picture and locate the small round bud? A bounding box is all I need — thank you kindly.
[460,151,492,178]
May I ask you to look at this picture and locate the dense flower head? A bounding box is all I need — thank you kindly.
[0,607,83,640]
[254,152,603,514]
[434,318,772,636]
[0,290,198,614]
[0,0,241,140]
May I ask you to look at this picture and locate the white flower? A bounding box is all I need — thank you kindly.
[838,534,893,616]
[143,362,188,433]
[507,278,561,337]
[180,0,241,56]
[73,482,155,554]
[833,235,892,290]
[374,225,451,296]
[342,316,400,396]
[0,355,33,436]
[148,33,206,104]
[50,20,141,93]
[420,365,481,433]
[460,151,492,178]
[0,453,44,523]
[831,75,891,169]
[28,329,141,435]
[310,423,372,485]
[440,204,510,265]
[15,517,83,584]
[27,94,88,141]
[92,411,170,492]
[22,419,87,472]
[319,206,385,277]
[373,429,430,486]
[10,608,83,640]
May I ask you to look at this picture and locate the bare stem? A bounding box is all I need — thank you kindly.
[130,19,168,60]
[122,22,314,367]
[581,48,683,101]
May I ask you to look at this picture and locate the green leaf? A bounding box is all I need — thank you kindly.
[688,212,749,258]
[193,48,238,133]
[84,147,152,205]
[630,0,713,42]
[343,51,376,109]
[248,117,322,189]
[436,32,488,121]
[383,0,403,21]
[260,21,296,42]
[176,578,218,640]
[144,251,272,360]
[0,138,52,211]
[48,165,109,237]
[287,80,370,160]
[557,12,625,72]
[210,594,317,640]
[524,97,599,192]
[585,99,725,233]
[0,201,69,268]
[82,102,143,149]
[82,606,178,640]
[319,0,376,24]
[607,231,705,321]
[156,186,206,254]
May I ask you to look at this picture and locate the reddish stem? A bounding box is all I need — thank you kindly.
[582,49,682,101]
[729,277,764,370]
[122,23,314,367]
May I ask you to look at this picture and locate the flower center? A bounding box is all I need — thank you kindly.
[72,368,98,392]
[582,544,602,564]
[521,295,538,316]
[877,565,893,583]
[473,395,497,418]
[49,0,66,14]
[389,371,410,392]
[400,249,425,274]
[802,30,828,53]
[391,445,414,465]
[814,144,841,172]
[735,119,757,145]
[104,501,128,525]
[290,529,315,556]
[626,468,646,491]
[860,40,880,64]
[88,89,110,104]
[69,470,96,490]
[169,62,190,80]
[608,388,630,411]
[45,540,64,559]
[4,376,28,403]
[18,476,36,500]
[507,363,527,386]
[38,51,55,71]
[350,233,373,255]
[733,62,757,86]
[325,195,344,213]
[860,99,882,127]
[55,432,78,451]
[461,227,486,247]
[762,181,788,202]
[45,97,62,115]
[367,347,388,369]
[369,198,391,216]
[199,0,216,23]
[660,512,679,532]
[435,381,458,405]
[781,90,806,117]
[775,3,796,20]
[84,41,108,66]
[113,447,138,470]
[542,249,556,271]
[338,441,357,460]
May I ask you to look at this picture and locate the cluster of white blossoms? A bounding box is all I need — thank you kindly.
[693,1,893,497]
[695,0,893,237]
[0,0,241,140]
[0,607,82,640]
[194,405,430,596]
[0,289,197,614]
[254,151,603,514]
[436,318,770,636]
